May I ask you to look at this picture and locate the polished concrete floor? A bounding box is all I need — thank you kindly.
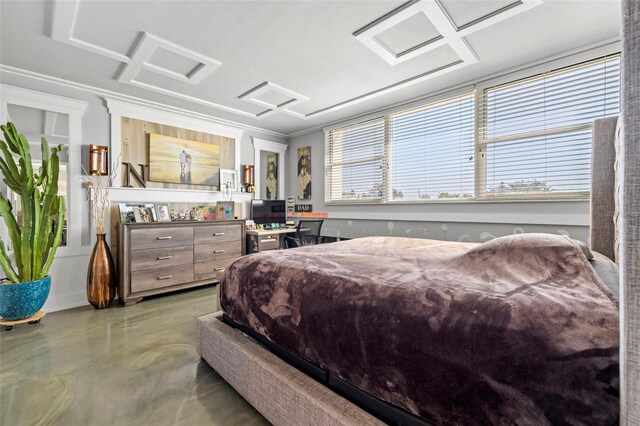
[0,286,270,426]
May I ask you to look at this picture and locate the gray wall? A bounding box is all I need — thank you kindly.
[0,70,285,312]
[286,130,590,243]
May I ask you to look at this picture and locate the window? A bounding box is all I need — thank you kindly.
[478,55,620,198]
[325,118,385,202]
[391,94,474,201]
[324,54,621,204]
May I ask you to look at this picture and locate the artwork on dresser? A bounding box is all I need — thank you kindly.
[118,203,137,223]
[155,204,171,222]
[297,146,311,200]
[133,206,154,223]
[145,204,157,222]
[198,205,217,221]
[148,133,220,186]
[216,201,235,219]
[119,203,156,223]
[265,153,278,200]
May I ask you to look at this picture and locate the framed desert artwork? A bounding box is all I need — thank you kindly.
[149,133,220,186]
[297,146,311,200]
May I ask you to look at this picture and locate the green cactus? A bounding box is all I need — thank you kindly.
[0,122,66,283]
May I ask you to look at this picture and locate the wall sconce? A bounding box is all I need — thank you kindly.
[243,165,255,193]
[89,145,109,176]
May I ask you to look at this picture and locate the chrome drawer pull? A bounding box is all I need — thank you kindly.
[157,236,172,240]
[213,267,225,272]
[213,250,225,254]
[157,256,172,260]
[157,275,172,280]
[213,232,225,236]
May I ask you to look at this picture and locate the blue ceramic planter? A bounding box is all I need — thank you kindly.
[0,276,51,321]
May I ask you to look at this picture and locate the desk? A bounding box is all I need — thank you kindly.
[246,228,297,253]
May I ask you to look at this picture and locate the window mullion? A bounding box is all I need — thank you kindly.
[384,115,392,202]
[475,88,487,199]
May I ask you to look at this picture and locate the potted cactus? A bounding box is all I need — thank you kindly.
[0,122,66,321]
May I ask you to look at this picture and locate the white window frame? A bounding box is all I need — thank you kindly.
[474,54,620,201]
[324,46,620,205]
[324,117,388,204]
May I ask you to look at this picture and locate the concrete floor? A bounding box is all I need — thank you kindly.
[0,286,270,426]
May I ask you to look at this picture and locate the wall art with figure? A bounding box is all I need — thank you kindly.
[265,153,278,200]
[298,146,311,200]
[148,133,220,186]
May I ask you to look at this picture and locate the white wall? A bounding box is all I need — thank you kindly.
[0,70,285,312]
[285,130,590,243]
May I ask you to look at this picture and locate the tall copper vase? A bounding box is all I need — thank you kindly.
[87,234,116,309]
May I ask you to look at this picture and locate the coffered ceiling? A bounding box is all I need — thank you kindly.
[0,0,621,136]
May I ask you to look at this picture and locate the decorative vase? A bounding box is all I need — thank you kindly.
[0,275,51,320]
[87,234,116,309]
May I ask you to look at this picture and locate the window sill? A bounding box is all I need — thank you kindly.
[325,197,589,206]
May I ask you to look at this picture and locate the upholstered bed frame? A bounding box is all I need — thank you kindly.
[196,9,640,422]
[196,115,623,425]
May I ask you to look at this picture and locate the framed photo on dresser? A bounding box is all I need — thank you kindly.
[155,204,171,222]
[133,206,154,223]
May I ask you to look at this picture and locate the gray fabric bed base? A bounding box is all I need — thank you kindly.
[590,116,619,262]
[197,312,384,426]
[621,0,640,423]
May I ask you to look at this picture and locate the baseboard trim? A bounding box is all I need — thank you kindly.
[43,291,89,313]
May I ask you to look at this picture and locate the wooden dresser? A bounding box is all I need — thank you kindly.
[117,220,245,306]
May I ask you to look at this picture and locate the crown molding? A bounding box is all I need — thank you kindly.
[1,83,89,115]
[1,35,621,141]
[0,64,288,138]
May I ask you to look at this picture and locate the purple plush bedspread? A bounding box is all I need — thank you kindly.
[220,234,619,425]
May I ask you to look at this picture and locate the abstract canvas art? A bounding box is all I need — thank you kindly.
[216,201,235,219]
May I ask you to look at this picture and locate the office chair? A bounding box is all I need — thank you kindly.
[284,219,324,248]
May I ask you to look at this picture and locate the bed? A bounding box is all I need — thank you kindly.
[197,117,621,426]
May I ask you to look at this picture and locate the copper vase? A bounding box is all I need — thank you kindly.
[87,234,117,309]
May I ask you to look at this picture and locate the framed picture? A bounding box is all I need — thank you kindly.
[148,133,221,186]
[219,169,238,192]
[297,146,311,200]
[155,204,171,222]
[133,207,153,223]
[144,203,157,222]
[199,204,218,221]
[216,201,235,219]
[265,153,278,200]
[118,203,136,223]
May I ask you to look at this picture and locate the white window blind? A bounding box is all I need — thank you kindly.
[325,118,386,202]
[390,94,475,201]
[479,54,621,198]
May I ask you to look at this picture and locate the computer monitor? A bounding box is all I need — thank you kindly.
[251,199,287,226]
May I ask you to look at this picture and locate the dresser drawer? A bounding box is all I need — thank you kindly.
[193,224,242,245]
[194,241,242,263]
[130,246,193,272]
[130,226,193,250]
[194,258,235,281]
[131,265,194,293]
